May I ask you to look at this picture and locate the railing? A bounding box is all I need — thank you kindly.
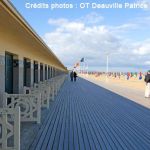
[0,74,66,150]
[24,85,50,109]
[49,82,55,101]
[0,107,20,150]
[3,93,41,124]
[24,74,67,107]
[39,85,50,108]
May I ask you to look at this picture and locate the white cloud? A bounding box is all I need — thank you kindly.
[48,18,85,32]
[43,13,150,71]
[79,12,104,24]
[44,22,121,64]
[133,39,150,55]
[112,23,139,32]
[145,61,150,65]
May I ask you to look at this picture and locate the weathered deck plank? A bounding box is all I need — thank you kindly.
[29,78,150,150]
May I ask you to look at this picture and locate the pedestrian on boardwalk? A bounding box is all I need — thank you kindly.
[73,71,78,82]
[144,70,150,98]
[70,71,74,82]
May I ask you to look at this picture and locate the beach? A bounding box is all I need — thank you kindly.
[81,74,145,91]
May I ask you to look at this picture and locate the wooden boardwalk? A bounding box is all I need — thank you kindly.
[29,78,150,150]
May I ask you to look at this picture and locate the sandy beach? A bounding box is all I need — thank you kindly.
[81,74,145,91]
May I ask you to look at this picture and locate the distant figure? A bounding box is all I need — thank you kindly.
[139,72,142,80]
[118,73,121,79]
[127,72,130,80]
[73,71,78,82]
[144,70,150,98]
[70,71,74,82]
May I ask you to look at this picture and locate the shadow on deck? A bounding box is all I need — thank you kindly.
[28,77,150,150]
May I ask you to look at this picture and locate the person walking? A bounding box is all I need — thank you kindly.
[144,70,150,98]
[70,71,74,82]
[73,71,77,82]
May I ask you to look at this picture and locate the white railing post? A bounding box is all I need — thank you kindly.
[50,82,54,101]
[37,94,41,124]
[0,107,20,150]
[2,111,7,150]
[4,94,41,124]
[14,107,20,150]
[3,93,7,108]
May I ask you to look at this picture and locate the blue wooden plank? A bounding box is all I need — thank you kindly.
[62,96,70,150]
[87,96,135,150]
[85,87,141,149]
[80,85,119,150]
[68,95,75,150]
[93,92,150,149]
[51,94,67,150]
[78,79,150,149]
[80,96,110,150]
[37,97,63,150]
[29,78,150,150]
[83,82,150,149]
[74,95,90,150]
[44,92,66,149]
[57,91,70,150]
[72,94,80,150]
[77,94,101,150]
[29,92,63,150]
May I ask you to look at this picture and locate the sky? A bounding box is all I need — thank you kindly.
[11,0,150,72]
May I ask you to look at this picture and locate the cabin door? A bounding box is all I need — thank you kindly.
[5,53,13,94]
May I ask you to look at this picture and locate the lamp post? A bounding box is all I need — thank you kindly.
[86,62,89,76]
[105,52,119,82]
[105,52,110,82]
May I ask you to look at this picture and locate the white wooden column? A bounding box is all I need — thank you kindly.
[38,62,40,83]
[18,56,24,94]
[43,64,45,81]
[0,51,5,107]
[30,60,34,87]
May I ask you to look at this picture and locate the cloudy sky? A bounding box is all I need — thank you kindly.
[11,0,150,72]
